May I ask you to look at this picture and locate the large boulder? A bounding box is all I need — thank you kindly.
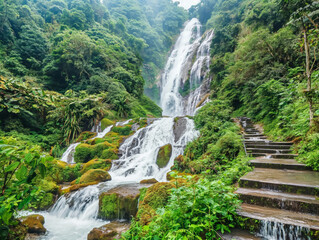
[101,118,114,131]
[156,144,172,168]
[98,186,140,220]
[21,214,46,234]
[79,169,111,184]
[76,131,97,142]
[87,221,130,240]
[173,117,188,142]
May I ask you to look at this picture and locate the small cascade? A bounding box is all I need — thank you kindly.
[50,185,100,220]
[60,123,114,164]
[258,221,310,240]
[110,117,198,182]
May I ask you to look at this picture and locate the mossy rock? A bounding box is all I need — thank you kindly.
[81,159,112,174]
[101,148,118,160]
[98,191,139,220]
[61,182,99,195]
[74,143,94,163]
[87,221,130,240]
[74,142,118,163]
[112,126,132,136]
[156,144,172,168]
[101,118,114,131]
[140,178,158,184]
[36,179,59,194]
[79,169,111,184]
[54,160,68,168]
[76,131,97,142]
[21,214,46,234]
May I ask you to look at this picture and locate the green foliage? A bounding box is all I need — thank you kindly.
[0,136,51,234]
[298,133,319,170]
[123,178,241,239]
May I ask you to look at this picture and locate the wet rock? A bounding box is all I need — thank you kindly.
[131,123,140,132]
[140,178,158,184]
[79,169,111,184]
[21,214,46,234]
[147,118,157,125]
[156,144,172,168]
[61,182,99,194]
[173,117,187,142]
[87,221,130,240]
[98,186,140,220]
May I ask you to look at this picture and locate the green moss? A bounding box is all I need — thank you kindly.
[79,169,111,184]
[74,143,94,163]
[101,118,114,131]
[81,159,112,173]
[36,179,59,194]
[156,144,172,168]
[76,131,97,142]
[112,126,132,136]
[101,148,118,160]
[98,192,139,220]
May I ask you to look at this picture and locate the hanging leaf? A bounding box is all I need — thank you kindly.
[5,162,19,172]
[15,165,28,181]
[38,163,46,177]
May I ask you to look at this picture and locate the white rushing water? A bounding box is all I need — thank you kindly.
[110,117,198,182]
[160,18,213,116]
[258,221,311,240]
[23,17,212,240]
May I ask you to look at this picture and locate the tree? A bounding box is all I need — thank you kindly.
[288,1,319,126]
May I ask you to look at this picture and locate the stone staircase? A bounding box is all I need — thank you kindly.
[234,117,319,239]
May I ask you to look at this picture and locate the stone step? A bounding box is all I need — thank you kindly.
[221,229,261,240]
[244,134,265,138]
[237,204,319,231]
[236,188,319,215]
[250,153,297,159]
[250,158,311,170]
[244,141,293,146]
[244,136,268,140]
[239,168,319,196]
[245,144,291,149]
[246,148,292,154]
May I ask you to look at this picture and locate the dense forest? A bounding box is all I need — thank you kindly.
[0,0,318,239]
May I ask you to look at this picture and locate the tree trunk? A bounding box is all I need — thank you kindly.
[303,25,314,126]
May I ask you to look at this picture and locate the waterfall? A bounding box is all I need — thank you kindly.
[258,221,311,240]
[160,18,202,116]
[109,117,198,182]
[24,18,208,240]
[160,18,214,116]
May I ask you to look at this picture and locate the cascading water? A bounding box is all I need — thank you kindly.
[160,18,201,116]
[22,17,210,240]
[160,18,214,116]
[110,117,198,182]
[257,221,311,240]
